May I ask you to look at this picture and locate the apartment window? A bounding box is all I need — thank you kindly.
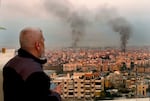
[85,92,90,95]
[69,82,73,85]
[69,92,73,95]
[95,82,101,85]
[86,87,91,90]
[86,77,90,80]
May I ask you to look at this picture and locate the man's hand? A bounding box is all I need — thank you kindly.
[52,83,62,94]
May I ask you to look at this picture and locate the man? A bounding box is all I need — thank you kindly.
[3,27,61,101]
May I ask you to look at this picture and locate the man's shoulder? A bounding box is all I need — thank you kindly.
[5,55,41,69]
[4,55,43,80]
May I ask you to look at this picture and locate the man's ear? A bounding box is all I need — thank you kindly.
[35,42,40,51]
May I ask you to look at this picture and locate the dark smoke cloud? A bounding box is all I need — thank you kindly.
[69,12,87,47]
[44,1,132,49]
[109,17,132,52]
[44,0,71,20]
[95,5,132,52]
[44,0,88,48]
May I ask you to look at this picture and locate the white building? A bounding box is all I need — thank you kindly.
[0,48,15,70]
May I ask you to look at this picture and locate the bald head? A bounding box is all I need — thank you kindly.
[19,27,45,58]
[20,27,43,49]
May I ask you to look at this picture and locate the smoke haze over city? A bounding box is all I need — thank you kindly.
[0,0,150,49]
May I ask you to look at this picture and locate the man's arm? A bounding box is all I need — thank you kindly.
[25,72,51,101]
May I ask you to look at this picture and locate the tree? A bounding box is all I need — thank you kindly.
[120,62,127,71]
[130,62,134,70]
[100,91,106,98]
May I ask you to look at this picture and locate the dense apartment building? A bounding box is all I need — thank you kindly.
[46,48,150,73]
[46,48,150,100]
[52,72,103,100]
[63,63,82,71]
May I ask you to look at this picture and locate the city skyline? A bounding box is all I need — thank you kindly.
[0,0,150,49]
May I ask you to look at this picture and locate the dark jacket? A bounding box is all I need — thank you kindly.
[3,48,61,101]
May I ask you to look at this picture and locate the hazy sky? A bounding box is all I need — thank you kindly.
[0,0,150,49]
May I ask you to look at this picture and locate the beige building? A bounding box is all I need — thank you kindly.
[63,63,82,72]
[137,83,148,97]
[52,72,103,100]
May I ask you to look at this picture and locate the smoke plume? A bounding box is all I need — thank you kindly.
[109,17,132,52]
[95,5,132,52]
[44,1,132,49]
[69,12,87,47]
[44,0,88,48]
